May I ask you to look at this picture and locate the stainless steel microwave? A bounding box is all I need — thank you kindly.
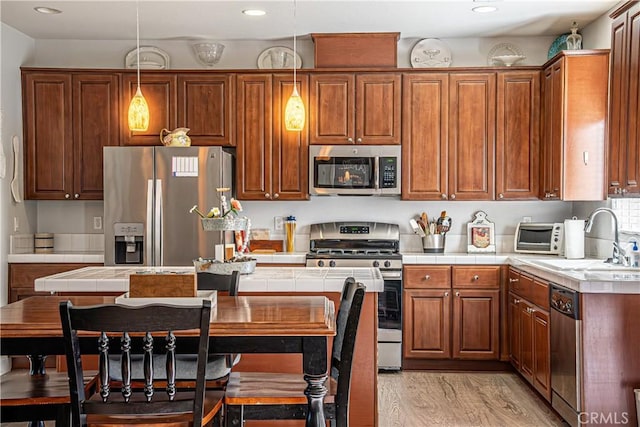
[309,145,401,196]
[514,222,564,254]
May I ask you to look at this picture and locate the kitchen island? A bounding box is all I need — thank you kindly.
[32,265,382,427]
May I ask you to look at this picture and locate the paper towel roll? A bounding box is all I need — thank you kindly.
[564,219,585,259]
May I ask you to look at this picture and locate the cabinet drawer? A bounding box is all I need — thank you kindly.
[452,266,500,288]
[530,279,550,310]
[510,270,534,298]
[403,265,451,289]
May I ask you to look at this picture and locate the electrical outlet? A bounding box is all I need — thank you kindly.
[274,216,284,231]
[93,216,103,230]
[522,216,532,223]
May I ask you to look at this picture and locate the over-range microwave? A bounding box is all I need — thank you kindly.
[514,222,564,255]
[309,145,401,196]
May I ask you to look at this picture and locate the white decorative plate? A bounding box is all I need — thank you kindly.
[257,46,302,69]
[125,46,170,69]
[487,43,525,66]
[410,38,452,68]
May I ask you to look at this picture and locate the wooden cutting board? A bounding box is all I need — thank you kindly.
[250,240,284,253]
[129,273,196,297]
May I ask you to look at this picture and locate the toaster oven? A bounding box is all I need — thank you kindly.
[514,222,564,254]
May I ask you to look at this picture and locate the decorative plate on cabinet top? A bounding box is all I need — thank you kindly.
[410,38,452,68]
[125,46,170,69]
[487,42,525,66]
[547,33,571,59]
[257,46,302,69]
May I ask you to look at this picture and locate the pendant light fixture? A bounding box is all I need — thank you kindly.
[284,0,305,131]
[128,0,150,131]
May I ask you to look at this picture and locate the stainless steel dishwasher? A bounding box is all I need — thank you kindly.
[550,284,582,427]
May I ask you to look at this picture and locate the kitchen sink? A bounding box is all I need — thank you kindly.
[532,258,640,272]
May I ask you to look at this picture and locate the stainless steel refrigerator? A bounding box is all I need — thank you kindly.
[103,146,233,266]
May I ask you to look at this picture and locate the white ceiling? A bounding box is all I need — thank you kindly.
[0,0,620,42]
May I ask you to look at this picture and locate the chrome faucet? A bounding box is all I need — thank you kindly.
[584,208,629,266]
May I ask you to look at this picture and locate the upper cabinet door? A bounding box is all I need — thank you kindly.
[309,73,355,144]
[121,73,177,146]
[401,73,449,200]
[177,74,234,146]
[448,73,496,201]
[355,73,401,145]
[627,9,640,195]
[72,73,120,199]
[495,71,540,200]
[272,74,309,200]
[23,73,73,199]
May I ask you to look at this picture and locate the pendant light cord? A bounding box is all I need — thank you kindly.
[136,0,141,89]
[292,0,297,85]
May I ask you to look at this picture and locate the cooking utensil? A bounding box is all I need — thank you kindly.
[411,219,426,237]
[11,136,22,203]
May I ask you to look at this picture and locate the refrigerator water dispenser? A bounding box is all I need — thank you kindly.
[114,223,144,264]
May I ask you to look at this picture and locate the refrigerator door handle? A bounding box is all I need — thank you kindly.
[146,179,154,266]
[155,179,163,266]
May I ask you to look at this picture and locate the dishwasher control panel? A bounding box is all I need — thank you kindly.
[550,285,579,318]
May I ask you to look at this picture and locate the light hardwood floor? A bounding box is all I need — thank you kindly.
[378,371,565,427]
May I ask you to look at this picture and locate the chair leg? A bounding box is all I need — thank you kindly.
[55,405,70,427]
[225,404,243,427]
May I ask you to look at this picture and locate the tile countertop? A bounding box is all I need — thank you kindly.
[7,252,310,264]
[34,266,384,294]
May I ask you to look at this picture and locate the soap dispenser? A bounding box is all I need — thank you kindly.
[630,240,640,267]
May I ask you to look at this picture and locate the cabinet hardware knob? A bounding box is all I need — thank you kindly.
[450,194,456,200]
[74,193,79,199]
[472,275,479,281]
[509,278,519,283]
[347,137,354,144]
[356,137,362,143]
[499,193,504,199]
[424,275,430,280]
[455,292,460,297]
[265,193,270,198]
[444,291,449,297]
[514,299,520,304]
[273,193,279,199]
[65,194,70,199]
[441,194,447,199]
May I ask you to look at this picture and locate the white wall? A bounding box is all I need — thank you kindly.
[1,21,36,374]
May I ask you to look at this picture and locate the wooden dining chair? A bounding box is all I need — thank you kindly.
[109,271,240,385]
[59,299,224,427]
[224,277,366,427]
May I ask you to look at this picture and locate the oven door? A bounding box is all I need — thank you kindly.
[378,270,402,370]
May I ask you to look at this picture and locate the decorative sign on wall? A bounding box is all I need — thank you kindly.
[467,211,496,253]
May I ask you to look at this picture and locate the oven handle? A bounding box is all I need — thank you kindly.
[380,270,402,279]
[374,156,380,190]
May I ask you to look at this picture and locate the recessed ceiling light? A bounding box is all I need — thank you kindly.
[472,6,498,13]
[242,9,266,16]
[34,6,62,14]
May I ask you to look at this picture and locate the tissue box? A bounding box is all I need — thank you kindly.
[128,272,196,298]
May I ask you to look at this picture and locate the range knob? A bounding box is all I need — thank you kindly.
[373,260,380,268]
[329,260,336,267]
[317,260,325,267]
[384,260,391,268]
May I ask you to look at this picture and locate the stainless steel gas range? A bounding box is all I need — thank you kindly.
[306,221,402,370]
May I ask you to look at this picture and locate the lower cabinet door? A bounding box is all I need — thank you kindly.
[519,300,535,380]
[508,292,522,369]
[452,289,500,360]
[403,289,451,359]
[532,308,551,400]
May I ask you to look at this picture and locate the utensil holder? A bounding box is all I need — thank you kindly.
[422,234,445,253]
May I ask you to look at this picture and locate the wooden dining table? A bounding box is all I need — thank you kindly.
[0,295,336,427]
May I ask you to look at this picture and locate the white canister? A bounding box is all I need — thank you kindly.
[564,218,585,259]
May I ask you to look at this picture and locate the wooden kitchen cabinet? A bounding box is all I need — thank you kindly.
[177,73,234,146]
[508,267,551,401]
[22,70,119,200]
[309,73,401,145]
[496,70,540,200]
[540,50,609,201]
[609,2,640,196]
[448,72,496,201]
[8,263,101,303]
[121,72,177,146]
[236,73,309,201]
[403,265,501,363]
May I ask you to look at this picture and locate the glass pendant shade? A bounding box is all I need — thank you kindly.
[128,86,150,131]
[285,86,305,131]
